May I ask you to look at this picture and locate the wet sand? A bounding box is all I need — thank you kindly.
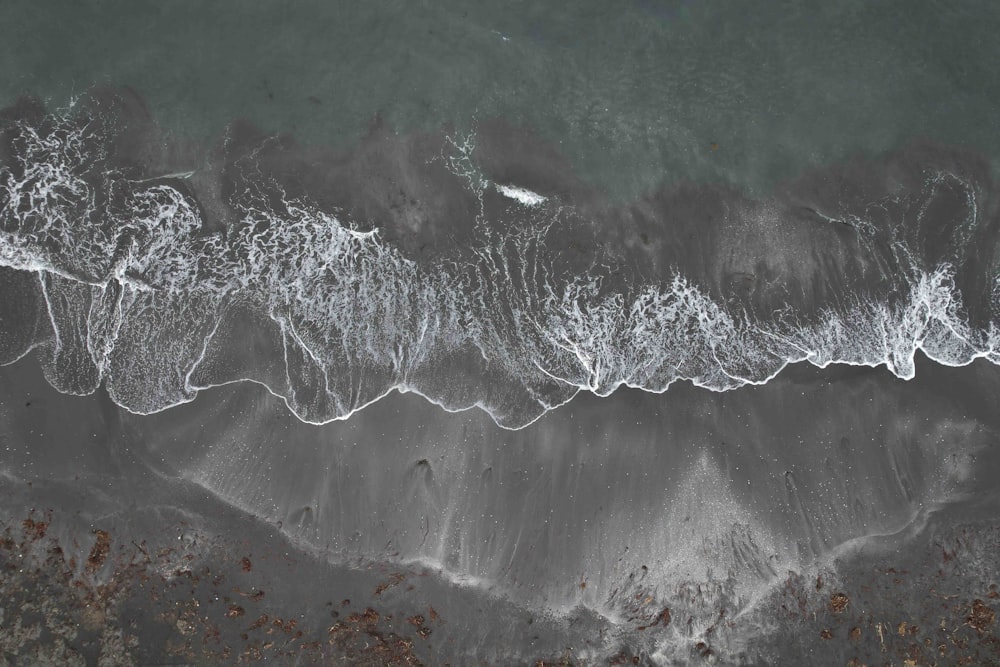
[2,350,998,663]
[1,88,999,664]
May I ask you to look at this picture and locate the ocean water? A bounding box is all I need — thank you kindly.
[1,2,999,665]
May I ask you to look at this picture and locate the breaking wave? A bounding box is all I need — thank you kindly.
[1,89,998,428]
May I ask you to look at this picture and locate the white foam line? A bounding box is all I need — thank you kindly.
[127,170,197,184]
[0,340,44,367]
[8,284,999,433]
[36,271,62,354]
[2,106,999,431]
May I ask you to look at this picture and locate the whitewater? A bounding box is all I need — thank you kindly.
[1,92,997,429]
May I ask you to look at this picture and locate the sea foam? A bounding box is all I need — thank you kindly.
[1,94,997,429]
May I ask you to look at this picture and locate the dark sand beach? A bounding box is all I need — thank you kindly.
[2,349,998,663]
[2,2,1000,664]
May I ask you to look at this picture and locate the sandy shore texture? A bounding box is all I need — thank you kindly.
[1,83,999,663]
[1,349,998,664]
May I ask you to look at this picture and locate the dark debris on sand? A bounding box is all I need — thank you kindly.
[0,510,430,665]
[744,522,1000,667]
[2,508,999,665]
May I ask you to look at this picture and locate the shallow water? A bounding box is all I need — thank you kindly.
[4,1,999,198]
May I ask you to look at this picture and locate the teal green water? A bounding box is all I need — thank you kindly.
[2,0,998,199]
